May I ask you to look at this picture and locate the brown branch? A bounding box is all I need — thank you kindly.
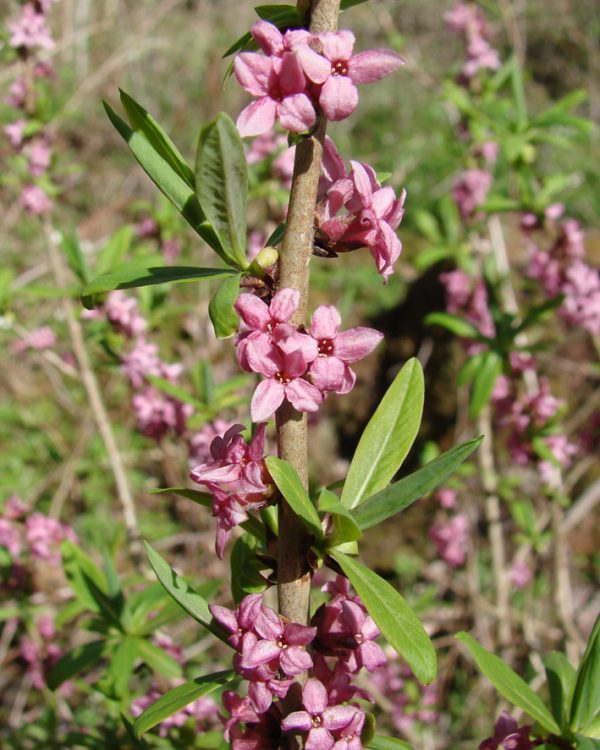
[276,0,341,627]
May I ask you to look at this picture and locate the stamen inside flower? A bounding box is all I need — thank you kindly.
[331,60,348,76]
[275,372,291,384]
[318,338,334,355]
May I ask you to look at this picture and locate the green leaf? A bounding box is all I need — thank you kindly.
[150,487,212,507]
[469,351,502,418]
[98,635,139,700]
[136,638,183,679]
[103,102,223,257]
[230,532,266,604]
[133,671,234,737]
[457,351,486,386]
[352,437,482,531]
[581,714,600,740]
[82,264,236,309]
[209,273,241,339]
[340,0,371,9]
[195,113,248,268]
[367,737,414,750]
[144,374,203,409]
[61,540,115,617]
[95,226,134,276]
[425,312,480,339]
[456,632,560,733]
[413,210,442,243]
[62,232,89,283]
[341,358,424,510]
[47,640,106,689]
[266,456,323,540]
[119,89,195,188]
[571,615,600,731]
[575,736,600,749]
[545,651,576,731]
[144,542,227,642]
[318,488,362,547]
[331,551,436,684]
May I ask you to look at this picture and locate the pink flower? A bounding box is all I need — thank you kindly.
[13,325,56,353]
[308,305,383,394]
[235,288,300,370]
[479,712,539,750]
[190,424,268,497]
[104,290,148,339]
[247,340,323,421]
[6,78,28,109]
[25,513,77,563]
[20,184,52,214]
[234,49,316,136]
[4,119,27,148]
[436,488,458,509]
[430,514,469,568]
[25,138,52,177]
[301,30,404,121]
[9,5,55,50]
[318,150,406,280]
[241,607,316,677]
[121,339,161,388]
[132,387,192,440]
[509,561,532,590]
[452,169,493,219]
[187,418,238,467]
[0,519,22,557]
[281,678,360,750]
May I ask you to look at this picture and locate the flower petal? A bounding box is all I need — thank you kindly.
[371,186,396,219]
[278,51,307,95]
[269,288,300,322]
[333,327,383,363]
[322,705,360,732]
[319,76,358,121]
[348,49,404,84]
[310,305,341,339]
[302,678,328,714]
[350,161,373,207]
[285,378,323,413]
[306,726,335,750]
[235,293,271,330]
[318,30,355,62]
[237,97,277,137]
[251,19,284,56]
[251,379,285,422]
[297,44,331,83]
[281,710,312,732]
[278,93,317,133]
[322,136,347,183]
[310,356,346,393]
[280,645,313,676]
[234,53,272,97]
[242,638,281,668]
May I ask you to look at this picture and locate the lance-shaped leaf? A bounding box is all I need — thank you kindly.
[133,670,234,737]
[119,89,195,188]
[103,102,224,259]
[47,639,107,689]
[456,632,560,733]
[144,542,227,643]
[82,264,237,309]
[209,273,241,339]
[330,550,436,684]
[230,532,267,604]
[136,638,183,680]
[196,113,248,269]
[367,737,414,750]
[469,351,502,419]
[570,615,600,731]
[266,456,323,540]
[341,358,424,510]
[351,437,482,531]
[318,488,362,547]
[544,651,576,732]
[425,312,481,339]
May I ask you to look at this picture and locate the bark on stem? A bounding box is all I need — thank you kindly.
[276,0,341,626]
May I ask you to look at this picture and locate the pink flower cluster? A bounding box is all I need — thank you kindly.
[445,3,500,83]
[369,648,438,735]
[315,137,407,280]
[440,269,496,346]
[235,288,383,421]
[0,496,77,574]
[452,168,493,221]
[480,712,540,750]
[526,215,600,336]
[190,424,273,557]
[212,577,387,750]
[136,216,182,262]
[430,513,469,568]
[85,291,192,441]
[234,20,403,136]
[5,1,56,215]
[492,376,577,481]
[13,325,56,353]
[19,615,68,692]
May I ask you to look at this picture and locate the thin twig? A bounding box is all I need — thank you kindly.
[276,0,341,628]
[44,221,142,564]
